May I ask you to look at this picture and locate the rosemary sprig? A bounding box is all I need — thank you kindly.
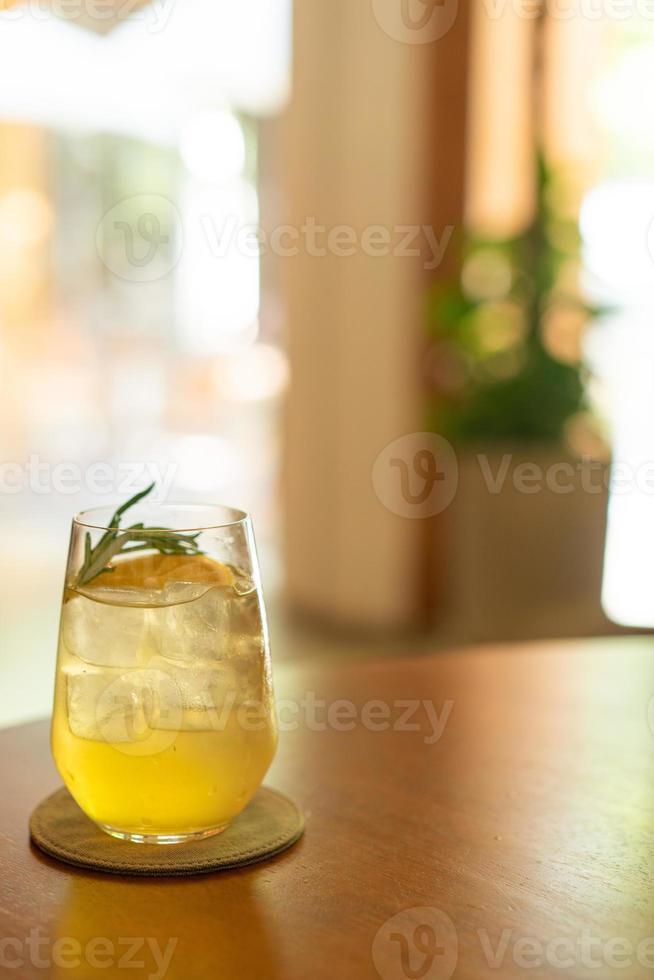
[75,483,203,588]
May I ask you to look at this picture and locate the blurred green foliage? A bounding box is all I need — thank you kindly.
[427,157,599,444]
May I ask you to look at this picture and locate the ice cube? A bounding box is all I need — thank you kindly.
[231,567,256,596]
[230,590,267,658]
[67,666,147,743]
[146,656,264,732]
[159,581,214,606]
[66,665,182,744]
[151,586,232,663]
[61,594,149,668]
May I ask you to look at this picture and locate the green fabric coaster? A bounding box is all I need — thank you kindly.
[30,787,304,877]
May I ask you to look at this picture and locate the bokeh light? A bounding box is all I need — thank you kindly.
[180,109,246,184]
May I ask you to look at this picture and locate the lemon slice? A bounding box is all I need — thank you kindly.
[90,553,234,592]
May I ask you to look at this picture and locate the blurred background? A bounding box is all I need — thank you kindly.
[1,0,653,727]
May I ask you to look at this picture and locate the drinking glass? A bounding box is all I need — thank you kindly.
[51,502,277,844]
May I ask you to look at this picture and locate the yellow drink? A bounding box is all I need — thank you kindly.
[51,554,277,842]
[52,719,276,838]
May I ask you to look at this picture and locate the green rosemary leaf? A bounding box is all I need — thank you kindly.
[75,484,204,589]
[110,482,156,527]
[91,486,156,558]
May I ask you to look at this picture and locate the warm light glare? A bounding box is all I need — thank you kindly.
[581,183,654,626]
[591,45,654,153]
[180,109,246,183]
[0,187,53,248]
[164,434,240,494]
[211,344,290,403]
[580,180,654,301]
[0,0,291,137]
[176,181,260,354]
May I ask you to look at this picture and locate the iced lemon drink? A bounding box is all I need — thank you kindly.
[51,498,277,844]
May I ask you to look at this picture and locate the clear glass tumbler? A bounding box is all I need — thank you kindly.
[51,501,277,844]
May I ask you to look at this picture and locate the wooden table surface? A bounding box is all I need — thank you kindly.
[2,637,654,980]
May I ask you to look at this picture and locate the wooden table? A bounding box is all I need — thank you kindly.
[2,637,654,979]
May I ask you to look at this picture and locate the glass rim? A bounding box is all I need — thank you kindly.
[73,501,251,533]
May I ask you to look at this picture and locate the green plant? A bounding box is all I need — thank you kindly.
[427,157,599,445]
